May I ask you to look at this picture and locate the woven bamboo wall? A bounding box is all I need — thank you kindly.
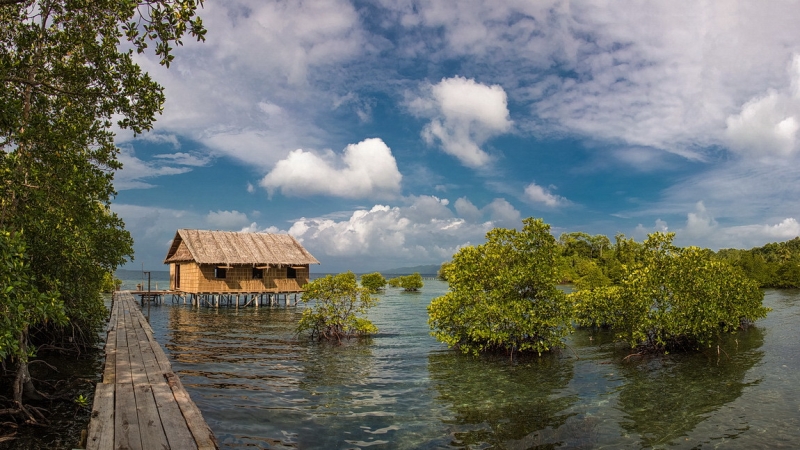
[172,263,310,293]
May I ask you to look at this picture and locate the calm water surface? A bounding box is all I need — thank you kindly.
[133,279,800,449]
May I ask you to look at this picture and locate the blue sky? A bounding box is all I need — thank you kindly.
[114,0,800,273]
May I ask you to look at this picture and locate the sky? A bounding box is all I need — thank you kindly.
[114,0,800,273]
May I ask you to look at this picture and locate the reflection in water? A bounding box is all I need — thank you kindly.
[615,328,765,447]
[428,351,581,448]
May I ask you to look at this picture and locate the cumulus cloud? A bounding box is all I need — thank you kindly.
[524,182,568,207]
[284,200,483,267]
[259,138,402,199]
[206,210,251,229]
[411,76,512,168]
[237,195,524,271]
[725,55,800,158]
[454,197,482,222]
[483,198,521,228]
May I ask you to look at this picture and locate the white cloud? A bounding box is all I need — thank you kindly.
[206,210,250,229]
[153,152,212,167]
[725,55,800,158]
[454,197,482,222]
[683,201,718,239]
[119,0,370,171]
[283,199,487,267]
[115,147,193,190]
[260,138,402,199]
[239,195,524,271]
[412,76,512,168]
[483,198,521,228]
[635,202,800,250]
[112,204,203,269]
[524,182,568,207]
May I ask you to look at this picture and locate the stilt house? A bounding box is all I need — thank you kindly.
[163,229,319,294]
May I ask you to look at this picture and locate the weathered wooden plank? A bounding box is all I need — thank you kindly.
[126,311,148,387]
[102,350,116,384]
[151,382,199,450]
[86,383,115,450]
[165,373,217,450]
[134,320,165,386]
[115,382,143,450]
[115,308,132,385]
[134,384,170,450]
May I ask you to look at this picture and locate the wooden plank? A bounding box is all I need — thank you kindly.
[165,373,218,450]
[134,321,165,386]
[114,383,143,450]
[115,307,132,385]
[86,383,115,450]
[134,384,170,450]
[151,382,199,450]
[102,350,116,384]
[126,311,148,387]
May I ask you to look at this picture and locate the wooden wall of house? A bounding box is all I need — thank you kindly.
[171,263,310,293]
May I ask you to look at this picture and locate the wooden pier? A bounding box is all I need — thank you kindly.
[86,291,217,450]
[132,288,303,308]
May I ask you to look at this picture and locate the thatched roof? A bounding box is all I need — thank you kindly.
[163,229,320,266]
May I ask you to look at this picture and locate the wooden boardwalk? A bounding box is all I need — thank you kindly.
[86,291,217,449]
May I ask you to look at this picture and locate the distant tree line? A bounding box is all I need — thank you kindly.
[555,232,800,290]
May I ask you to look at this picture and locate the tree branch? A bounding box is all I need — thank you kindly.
[3,76,82,97]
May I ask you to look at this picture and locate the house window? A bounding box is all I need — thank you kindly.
[287,266,297,279]
[214,267,227,279]
[252,267,263,279]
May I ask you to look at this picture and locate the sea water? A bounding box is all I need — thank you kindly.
[118,273,800,449]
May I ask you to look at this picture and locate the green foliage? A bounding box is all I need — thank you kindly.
[0,0,205,354]
[74,393,90,408]
[388,272,424,291]
[298,272,379,341]
[428,218,572,356]
[0,230,66,361]
[100,272,122,293]
[359,272,387,293]
[571,232,769,351]
[717,237,800,288]
[437,261,452,281]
